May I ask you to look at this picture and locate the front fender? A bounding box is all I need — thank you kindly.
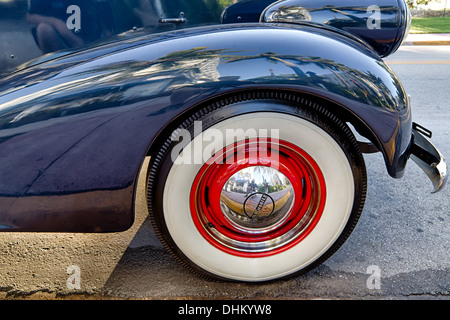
[0,23,409,232]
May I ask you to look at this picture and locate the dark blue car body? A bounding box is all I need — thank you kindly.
[0,0,446,234]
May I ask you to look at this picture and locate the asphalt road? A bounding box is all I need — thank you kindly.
[0,45,449,300]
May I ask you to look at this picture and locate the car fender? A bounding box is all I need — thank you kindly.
[0,23,410,232]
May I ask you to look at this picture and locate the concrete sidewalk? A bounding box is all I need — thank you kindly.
[403,33,450,45]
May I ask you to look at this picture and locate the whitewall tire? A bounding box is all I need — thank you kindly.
[148,92,366,282]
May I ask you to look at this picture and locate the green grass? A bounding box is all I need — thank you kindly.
[410,17,450,34]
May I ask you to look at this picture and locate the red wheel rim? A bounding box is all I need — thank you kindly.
[190,138,326,258]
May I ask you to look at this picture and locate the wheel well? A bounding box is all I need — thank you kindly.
[145,89,382,159]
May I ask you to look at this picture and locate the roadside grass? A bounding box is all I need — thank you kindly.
[410,17,450,34]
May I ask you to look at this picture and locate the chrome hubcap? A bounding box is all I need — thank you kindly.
[220,166,295,231]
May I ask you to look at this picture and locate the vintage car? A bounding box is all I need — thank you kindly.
[0,0,447,282]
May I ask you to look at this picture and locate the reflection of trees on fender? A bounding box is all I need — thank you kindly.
[225,52,399,110]
[0,44,403,131]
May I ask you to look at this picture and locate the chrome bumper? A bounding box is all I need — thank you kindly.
[409,123,448,193]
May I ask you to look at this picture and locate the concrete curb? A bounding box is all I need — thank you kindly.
[403,40,450,45]
[403,33,450,45]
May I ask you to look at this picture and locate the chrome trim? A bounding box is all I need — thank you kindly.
[410,125,448,193]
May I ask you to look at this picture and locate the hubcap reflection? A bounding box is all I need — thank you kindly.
[220,166,295,231]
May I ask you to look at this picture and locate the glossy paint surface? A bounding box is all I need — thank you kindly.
[0,22,410,232]
[0,0,413,232]
[261,0,410,57]
[0,0,235,74]
[1,0,410,75]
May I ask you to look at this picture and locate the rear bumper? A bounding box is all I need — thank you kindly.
[409,123,448,193]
